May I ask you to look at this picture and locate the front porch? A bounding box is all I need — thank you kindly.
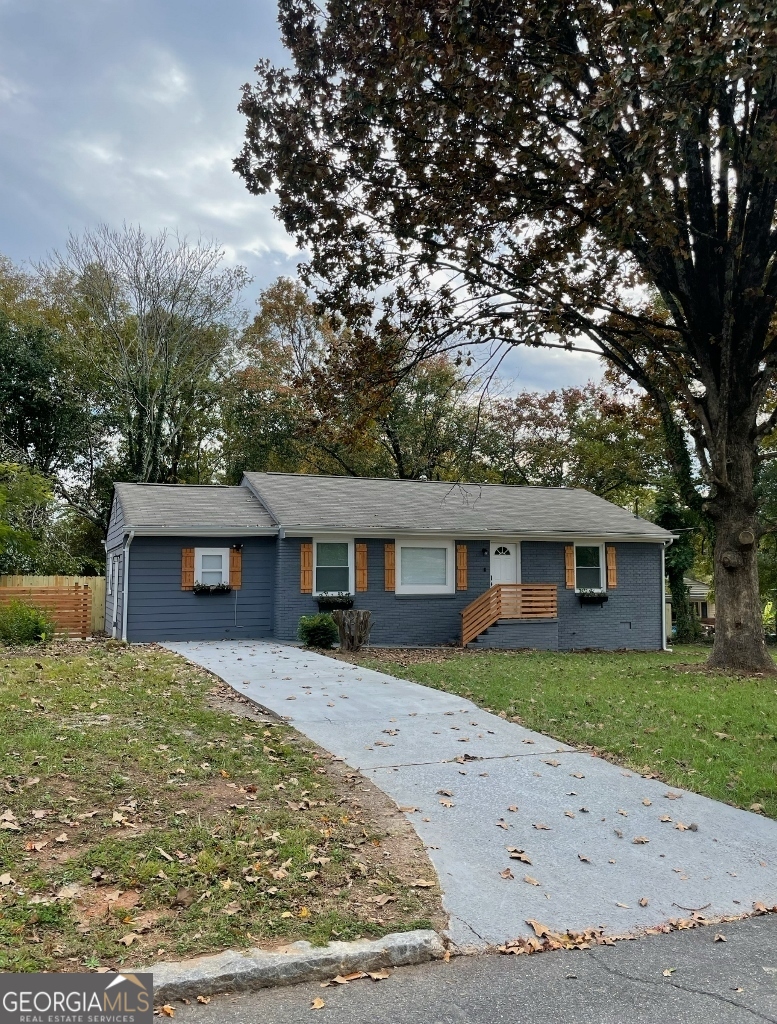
[461,583,559,648]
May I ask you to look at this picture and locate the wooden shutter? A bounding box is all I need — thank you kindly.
[564,545,575,589]
[456,544,468,590]
[606,545,617,589]
[384,542,395,591]
[300,542,313,594]
[181,548,195,591]
[229,548,242,590]
[355,543,368,592]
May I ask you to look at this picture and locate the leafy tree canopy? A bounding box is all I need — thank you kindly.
[236,0,777,671]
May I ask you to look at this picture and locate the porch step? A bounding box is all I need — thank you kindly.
[469,617,559,651]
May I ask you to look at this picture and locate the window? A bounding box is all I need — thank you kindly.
[195,548,230,586]
[395,539,455,595]
[493,546,511,556]
[575,543,604,591]
[314,540,353,594]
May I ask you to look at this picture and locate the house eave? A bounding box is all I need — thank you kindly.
[123,526,279,538]
[279,526,671,542]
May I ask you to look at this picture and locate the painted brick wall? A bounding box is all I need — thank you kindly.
[127,536,275,642]
[475,618,559,650]
[274,537,492,646]
[521,541,663,651]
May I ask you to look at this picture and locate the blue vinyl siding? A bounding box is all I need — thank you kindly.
[126,536,275,642]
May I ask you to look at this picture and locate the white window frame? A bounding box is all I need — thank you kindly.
[394,537,456,595]
[313,537,355,596]
[195,547,231,587]
[574,541,606,593]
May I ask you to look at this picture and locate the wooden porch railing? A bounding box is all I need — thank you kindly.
[461,584,558,646]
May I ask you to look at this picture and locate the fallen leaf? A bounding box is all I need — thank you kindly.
[616,902,630,909]
[714,933,726,942]
[639,897,649,907]
[221,901,241,916]
[632,836,650,845]
[367,894,396,906]
[564,811,575,818]
[160,1005,175,1017]
[532,823,551,831]
[664,792,683,800]
[311,997,325,1010]
[508,848,532,864]
[156,847,174,862]
[662,968,675,977]
[526,919,552,937]
[439,799,454,808]
[196,997,211,1005]
[118,933,137,946]
[368,970,391,981]
[411,879,434,888]
[578,854,591,864]
[495,820,509,830]
[26,840,47,852]
[524,875,541,886]
[642,798,652,806]
[543,759,561,767]
[437,789,453,797]
[617,809,628,817]
[54,832,68,844]
[570,772,585,779]
[660,815,673,822]
[675,822,690,831]
[508,805,518,813]
[500,868,515,880]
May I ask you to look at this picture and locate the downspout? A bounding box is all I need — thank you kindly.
[121,530,135,642]
[662,538,673,651]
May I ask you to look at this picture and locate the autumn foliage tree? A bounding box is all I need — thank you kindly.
[236,0,777,672]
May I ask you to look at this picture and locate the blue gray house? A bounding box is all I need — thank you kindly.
[104,473,672,650]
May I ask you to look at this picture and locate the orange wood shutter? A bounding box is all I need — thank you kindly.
[355,543,368,592]
[384,542,395,591]
[564,545,575,589]
[181,548,195,590]
[300,542,313,594]
[229,548,242,590]
[456,544,468,590]
[606,545,617,589]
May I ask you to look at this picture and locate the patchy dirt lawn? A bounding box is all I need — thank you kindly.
[0,642,444,972]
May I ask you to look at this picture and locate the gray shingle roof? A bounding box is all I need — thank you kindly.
[243,473,671,540]
[114,483,274,531]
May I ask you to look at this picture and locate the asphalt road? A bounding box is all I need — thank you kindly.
[173,915,777,1024]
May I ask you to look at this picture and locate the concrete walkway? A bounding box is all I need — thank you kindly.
[165,640,777,950]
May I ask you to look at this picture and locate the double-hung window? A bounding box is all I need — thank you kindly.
[195,548,230,586]
[395,538,455,595]
[314,540,353,595]
[574,543,604,592]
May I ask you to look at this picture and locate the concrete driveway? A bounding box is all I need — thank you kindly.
[165,640,777,950]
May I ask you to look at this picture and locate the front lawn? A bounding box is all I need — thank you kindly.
[0,643,442,972]
[347,646,777,820]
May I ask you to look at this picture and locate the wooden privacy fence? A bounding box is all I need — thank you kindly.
[0,576,105,637]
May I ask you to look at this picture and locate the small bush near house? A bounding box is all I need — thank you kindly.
[297,612,339,649]
[0,599,56,645]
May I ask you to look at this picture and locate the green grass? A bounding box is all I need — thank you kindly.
[351,646,777,820]
[0,643,439,972]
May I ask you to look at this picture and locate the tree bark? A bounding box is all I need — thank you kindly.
[706,443,774,674]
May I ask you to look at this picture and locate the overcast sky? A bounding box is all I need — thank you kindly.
[0,0,602,391]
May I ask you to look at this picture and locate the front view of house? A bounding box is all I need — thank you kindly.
[104,473,672,650]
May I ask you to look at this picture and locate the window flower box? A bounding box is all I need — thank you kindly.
[578,589,608,606]
[315,592,354,612]
[193,581,232,595]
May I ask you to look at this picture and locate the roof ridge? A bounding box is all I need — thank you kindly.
[248,471,578,492]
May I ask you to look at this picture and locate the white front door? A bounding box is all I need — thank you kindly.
[490,541,519,586]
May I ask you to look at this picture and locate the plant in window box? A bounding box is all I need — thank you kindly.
[577,588,608,605]
[192,581,232,594]
[315,591,354,611]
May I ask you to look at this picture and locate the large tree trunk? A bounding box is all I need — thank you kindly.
[707,443,774,674]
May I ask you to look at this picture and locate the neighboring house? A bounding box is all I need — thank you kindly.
[105,473,673,650]
[664,575,715,636]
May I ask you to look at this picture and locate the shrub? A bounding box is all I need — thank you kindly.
[297,613,339,649]
[0,600,56,646]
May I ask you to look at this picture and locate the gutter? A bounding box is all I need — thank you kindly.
[121,530,135,642]
[661,537,674,651]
